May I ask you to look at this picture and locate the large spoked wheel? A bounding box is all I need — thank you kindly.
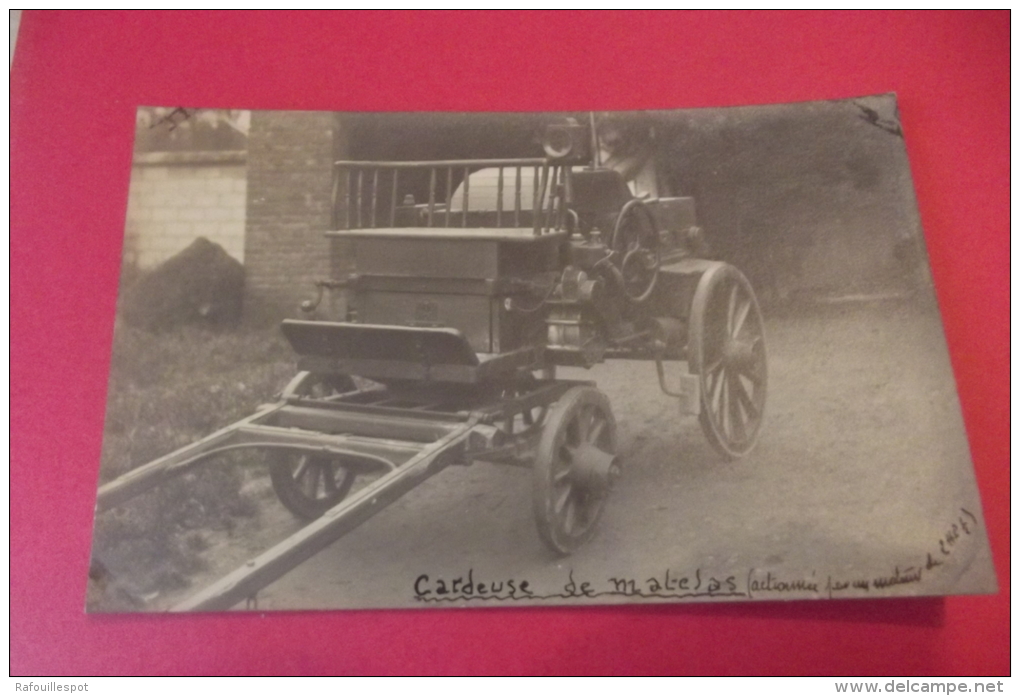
[689,262,768,459]
[269,452,358,520]
[532,386,619,555]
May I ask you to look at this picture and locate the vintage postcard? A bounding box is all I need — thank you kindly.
[87,97,995,612]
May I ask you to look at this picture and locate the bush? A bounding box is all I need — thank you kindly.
[120,237,244,332]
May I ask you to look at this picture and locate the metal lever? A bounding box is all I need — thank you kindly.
[300,279,349,313]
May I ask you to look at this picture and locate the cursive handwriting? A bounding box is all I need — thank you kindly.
[413,569,532,601]
[747,570,821,598]
[411,509,981,604]
[413,568,743,603]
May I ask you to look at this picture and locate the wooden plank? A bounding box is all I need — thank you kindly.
[94,404,285,512]
[234,424,424,463]
[272,404,461,442]
[325,227,568,242]
[336,158,546,168]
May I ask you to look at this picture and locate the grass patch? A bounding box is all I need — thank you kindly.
[90,322,297,607]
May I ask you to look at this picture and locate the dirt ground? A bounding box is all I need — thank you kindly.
[151,297,994,612]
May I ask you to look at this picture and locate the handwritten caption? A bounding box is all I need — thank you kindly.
[412,508,979,603]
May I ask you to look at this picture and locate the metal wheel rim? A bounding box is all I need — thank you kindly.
[689,263,768,459]
[532,387,617,555]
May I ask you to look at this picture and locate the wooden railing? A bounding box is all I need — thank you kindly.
[332,159,567,235]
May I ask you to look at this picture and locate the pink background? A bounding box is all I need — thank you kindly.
[10,11,1009,675]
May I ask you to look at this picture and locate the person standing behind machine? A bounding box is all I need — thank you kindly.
[596,113,673,199]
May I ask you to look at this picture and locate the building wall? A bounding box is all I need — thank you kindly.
[239,107,924,316]
[244,110,347,317]
[123,151,247,268]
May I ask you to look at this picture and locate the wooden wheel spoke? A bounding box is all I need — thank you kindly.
[736,359,764,385]
[574,407,593,443]
[553,485,572,516]
[732,375,760,421]
[726,284,738,334]
[561,499,577,535]
[728,378,747,442]
[292,457,310,481]
[299,460,319,494]
[586,407,598,440]
[589,418,607,445]
[314,462,328,497]
[704,356,725,378]
[719,372,730,437]
[732,298,751,338]
[322,465,339,495]
[710,367,726,413]
[302,461,321,497]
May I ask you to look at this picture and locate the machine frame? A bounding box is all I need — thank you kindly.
[95,120,769,611]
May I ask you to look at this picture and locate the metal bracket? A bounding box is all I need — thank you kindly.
[655,357,700,416]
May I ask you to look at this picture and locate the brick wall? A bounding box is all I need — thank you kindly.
[244,110,347,318]
[123,151,246,268]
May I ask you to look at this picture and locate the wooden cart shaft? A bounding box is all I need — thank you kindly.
[95,378,585,611]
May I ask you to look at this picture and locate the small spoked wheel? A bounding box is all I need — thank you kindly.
[269,452,358,520]
[532,386,619,555]
[689,262,768,459]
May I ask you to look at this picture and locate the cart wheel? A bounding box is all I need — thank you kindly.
[269,452,358,520]
[688,262,768,459]
[533,386,619,555]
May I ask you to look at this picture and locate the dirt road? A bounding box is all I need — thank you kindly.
[177,298,993,611]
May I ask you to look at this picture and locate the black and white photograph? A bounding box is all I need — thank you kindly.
[87,96,995,613]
